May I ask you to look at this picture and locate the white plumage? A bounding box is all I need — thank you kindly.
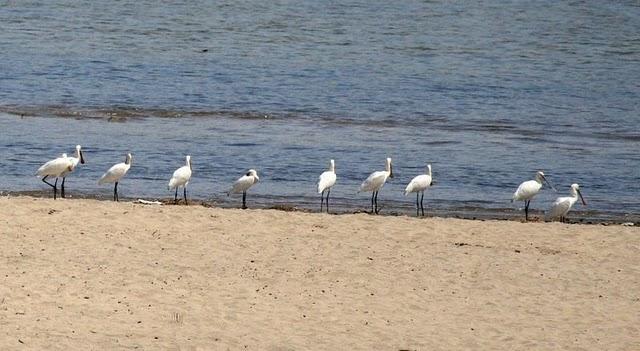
[230,169,259,194]
[229,169,259,209]
[317,159,337,213]
[404,164,433,216]
[168,155,192,204]
[359,157,393,193]
[359,157,393,214]
[60,145,85,178]
[99,153,132,201]
[547,183,587,222]
[512,171,556,221]
[36,154,73,178]
[405,164,432,195]
[36,152,75,199]
[317,159,336,194]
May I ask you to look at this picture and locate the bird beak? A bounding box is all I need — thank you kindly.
[577,189,587,206]
[542,175,556,192]
[80,150,85,164]
[389,164,394,178]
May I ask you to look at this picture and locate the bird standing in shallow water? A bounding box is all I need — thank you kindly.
[546,183,587,223]
[228,169,259,209]
[404,164,433,217]
[168,155,192,205]
[317,159,337,213]
[99,153,132,201]
[512,171,556,221]
[358,157,393,214]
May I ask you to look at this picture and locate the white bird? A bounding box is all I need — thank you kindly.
[36,153,74,200]
[404,164,433,216]
[228,169,259,209]
[317,159,337,213]
[512,170,557,221]
[57,145,85,198]
[98,153,133,201]
[168,155,192,205]
[358,157,393,214]
[546,183,587,223]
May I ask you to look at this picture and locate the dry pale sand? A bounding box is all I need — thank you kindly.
[0,196,638,350]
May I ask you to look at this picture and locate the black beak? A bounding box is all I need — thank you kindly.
[389,164,394,178]
[80,150,85,164]
[542,175,556,192]
[578,189,587,206]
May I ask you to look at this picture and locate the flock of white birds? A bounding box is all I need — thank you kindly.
[35,145,586,222]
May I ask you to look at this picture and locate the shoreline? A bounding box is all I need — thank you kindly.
[3,191,638,226]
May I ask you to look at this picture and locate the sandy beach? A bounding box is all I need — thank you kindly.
[0,196,638,350]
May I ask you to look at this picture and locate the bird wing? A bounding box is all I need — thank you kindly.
[404,175,431,195]
[359,171,386,192]
[36,157,73,177]
[99,163,128,184]
[231,175,255,193]
[168,166,192,189]
[513,180,541,201]
[547,197,572,220]
[317,171,336,193]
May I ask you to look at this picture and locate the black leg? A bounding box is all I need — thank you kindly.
[242,191,247,209]
[371,192,375,213]
[42,176,55,188]
[114,182,118,202]
[374,191,379,214]
[524,200,530,221]
[420,192,425,217]
[184,187,188,205]
[320,190,324,212]
[326,188,331,214]
[42,176,57,200]
[61,177,66,198]
[174,187,178,204]
[415,192,419,216]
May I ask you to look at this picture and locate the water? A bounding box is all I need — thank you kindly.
[0,1,639,219]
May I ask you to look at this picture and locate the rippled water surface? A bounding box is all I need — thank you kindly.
[0,1,638,219]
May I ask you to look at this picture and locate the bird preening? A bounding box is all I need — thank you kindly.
[228,169,260,209]
[35,147,590,222]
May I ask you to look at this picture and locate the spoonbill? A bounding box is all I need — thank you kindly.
[512,171,557,221]
[358,157,393,214]
[98,153,132,201]
[168,155,192,205]
[228,169,259,209]
[58,145,85,198]
[36,153,74,200]
[404,164,433,216]
[546,183,587,223]
[317,159,336,213]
